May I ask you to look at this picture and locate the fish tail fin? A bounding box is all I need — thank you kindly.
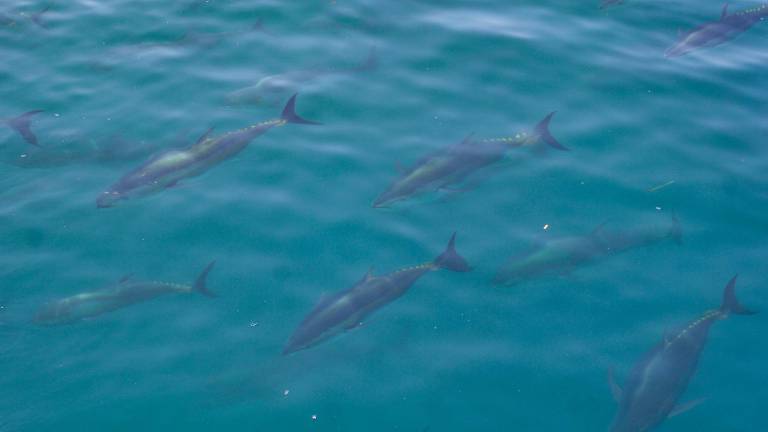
[193,261,217,298]
[280,94,321,125]
[357,47,378,72]
[6,110,44,146]
[668,213,683,245]
[533,112,568,151]
[434,232,471,272]
[720,275,756,316]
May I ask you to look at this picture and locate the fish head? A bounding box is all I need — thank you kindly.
[372,180,419,208]
[282,329,320,355]
[96,189,125,208]
[372,191,402,208]
[33,301,71,325]
[664,41,693,58]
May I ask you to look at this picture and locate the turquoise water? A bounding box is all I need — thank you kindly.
[1,0,766,430]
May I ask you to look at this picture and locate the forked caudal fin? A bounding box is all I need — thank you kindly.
[5,110,44,147]
[193,261,217,298]
[533,112,568,151]
[434,232,471,272]
[281,94,321,125]
[720,275,756,316]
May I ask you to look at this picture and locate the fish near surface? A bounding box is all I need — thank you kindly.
[665,3,768,57]
[609,276,756,431]
[34,262,216,325]
[372,112,567,208]
[97,94,319,207]
[224,48,377,106]
[493,216,682,285]
[4,134,153,169]
[283,233,471,355]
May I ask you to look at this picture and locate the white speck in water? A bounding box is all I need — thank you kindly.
[655,206,662,210]
[543,224,549,230]
[54,113,60,117]
[20,154,27,158]
[249,321,259,327]
[283,389,290,396]
[311,414,317,421]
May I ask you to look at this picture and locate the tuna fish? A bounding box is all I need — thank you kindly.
[665,3,768,57]
[96,94,318,208]
[373,113,566,208]
[34,261,216,325]
[224,48,376,106]
[609,276,756,431]
[283,233,471,355]
[493,216,682,286]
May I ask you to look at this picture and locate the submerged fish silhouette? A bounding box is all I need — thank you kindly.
[34,261,217,325]
[225,48,377,107]
[97,94,319,208]
[283,233,470,355]
[493,216,682,286]
[666,3,768,57]
[373,112,566,208]
[609,276,756,431]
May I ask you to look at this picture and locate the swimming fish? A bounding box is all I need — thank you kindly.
[3,134,155,169]
[89,21,264,71]
[96,94,318,208]
[3,110,43,147]
[283,233,471,355]
[493,216,682,286]
[224,48,377,106]
[665,3,768,57]
[609,275,756,431]
[373,113,566,208]
[34,261,217,325]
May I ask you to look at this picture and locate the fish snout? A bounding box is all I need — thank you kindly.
[96,191,121,208]
[664,44,687,58]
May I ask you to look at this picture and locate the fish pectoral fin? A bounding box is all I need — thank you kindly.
[166,181,180,189]
[720,3,729,20]
[607,367,623,402]
[118,273,134,283]
[669,397,707,418]
[195,126,215,145]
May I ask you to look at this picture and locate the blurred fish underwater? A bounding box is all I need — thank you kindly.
[0,0,766,431]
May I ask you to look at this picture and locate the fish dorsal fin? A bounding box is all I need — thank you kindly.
[461,132,476,145]
[195,126,215,145]
[607,367,623,402]
[118,273,134,283]
[590,220,609,238]
[668,397,707,418]
[721,3,729,20]
[358,267,375,283]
